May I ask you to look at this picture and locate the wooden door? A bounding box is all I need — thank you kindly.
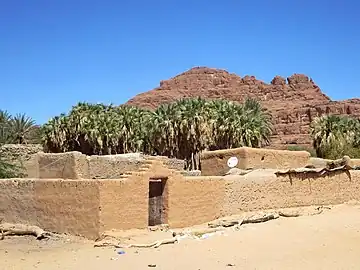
[148,180,163,226]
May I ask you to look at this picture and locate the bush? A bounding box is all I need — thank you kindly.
[0,144,25,178]
[286,145,317,157]
[321,144,360,160]
[0,157,23,178]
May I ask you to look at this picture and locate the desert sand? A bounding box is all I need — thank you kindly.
[1,203,360,270]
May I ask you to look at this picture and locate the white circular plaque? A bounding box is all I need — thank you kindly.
[227,156,238,168]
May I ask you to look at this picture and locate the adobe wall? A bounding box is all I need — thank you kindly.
[351,159,360,167]
[308,157,360,168]
[201,147,310,176]
[99,177,148,232]
[151,156,185,171]
[221,170,360,216]
[37,152,90,179]
[2,157,360,240]
[0,176,149,239]
[0,178,100,239]
[0,179,37,225]
[33,152,185,179]
[167,176,225,227]
[89,154,146,179]
[34,179,100,238]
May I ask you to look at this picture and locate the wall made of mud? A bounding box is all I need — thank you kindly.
[89,155,145,179]
[99,177,148,232]
[201,147,310,176]
[0,177,150,239]
[308,157,360,168]
[34,152,183,179]
[222,170,360,216]
[34,179,100,238]
[0,178,100,239]
[167,176,225,227]
[37,152,90,179]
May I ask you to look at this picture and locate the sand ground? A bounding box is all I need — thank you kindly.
[1,203,360,270]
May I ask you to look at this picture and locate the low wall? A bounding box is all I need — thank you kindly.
[221,170,360,216]
[201,147,310,176]
[89,155,146,179]
[0,177,149,239]
[99,178,148,232]
[38,152,90,179]
[308,157,360,168]
[351,159,360,167]
[0,178,100,239]
[33,152,184,179]
[167,176,225,227]
[2,144,186,179]
[2,163,360,239]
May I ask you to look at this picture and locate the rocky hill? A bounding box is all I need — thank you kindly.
[126,67,360,149]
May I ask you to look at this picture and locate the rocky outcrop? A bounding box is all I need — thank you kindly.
[126,67,360,149]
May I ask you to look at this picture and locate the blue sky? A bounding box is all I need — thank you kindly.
[0,0,359,124]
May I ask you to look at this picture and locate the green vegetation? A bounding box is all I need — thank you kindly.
[0,110,40,144]
[41,98,273,169]
[0,110,38,178]
[310,114,360,160]
[0,154,24,178]
[286,145,317,157]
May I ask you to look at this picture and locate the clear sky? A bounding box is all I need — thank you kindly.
[1,0,359,124]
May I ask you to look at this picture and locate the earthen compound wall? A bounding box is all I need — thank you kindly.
[201,147,311,176]
[222,170,360,216]
[34,152,184,179]
[167,176,225,228]
[2,159,360,240]
[0,160,224,239]
[0,177,149,240]
[0,178,100,239]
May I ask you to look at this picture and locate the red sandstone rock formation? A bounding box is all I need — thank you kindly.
[126,67,360,149]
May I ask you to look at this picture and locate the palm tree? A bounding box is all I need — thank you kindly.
[150,103,179,157]
[8,113,36,144]
[173,98,211,169]
[0,110,12,144]
[42,102,152,156]
[41,98,273,170]
[241,98,272,147]
[310,115,360,159]
[207,98,272,150]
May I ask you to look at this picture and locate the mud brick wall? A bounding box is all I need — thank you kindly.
[34,152,184,179]
[89,155,146,179]
[201,147,310,176]
[2,160,360,240]
[37,152,90,179]
[221,170,360,216]
[99,177,148,232]
[0,178,100,239]
[167,176,225,227]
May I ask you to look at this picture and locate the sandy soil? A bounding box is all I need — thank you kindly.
[2,203,360,270]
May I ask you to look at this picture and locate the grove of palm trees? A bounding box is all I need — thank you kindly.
[41,98,273,170]
[310,114,360,160]
[2,98,360,177]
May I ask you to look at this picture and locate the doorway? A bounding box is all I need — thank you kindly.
[148,178,167,226]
